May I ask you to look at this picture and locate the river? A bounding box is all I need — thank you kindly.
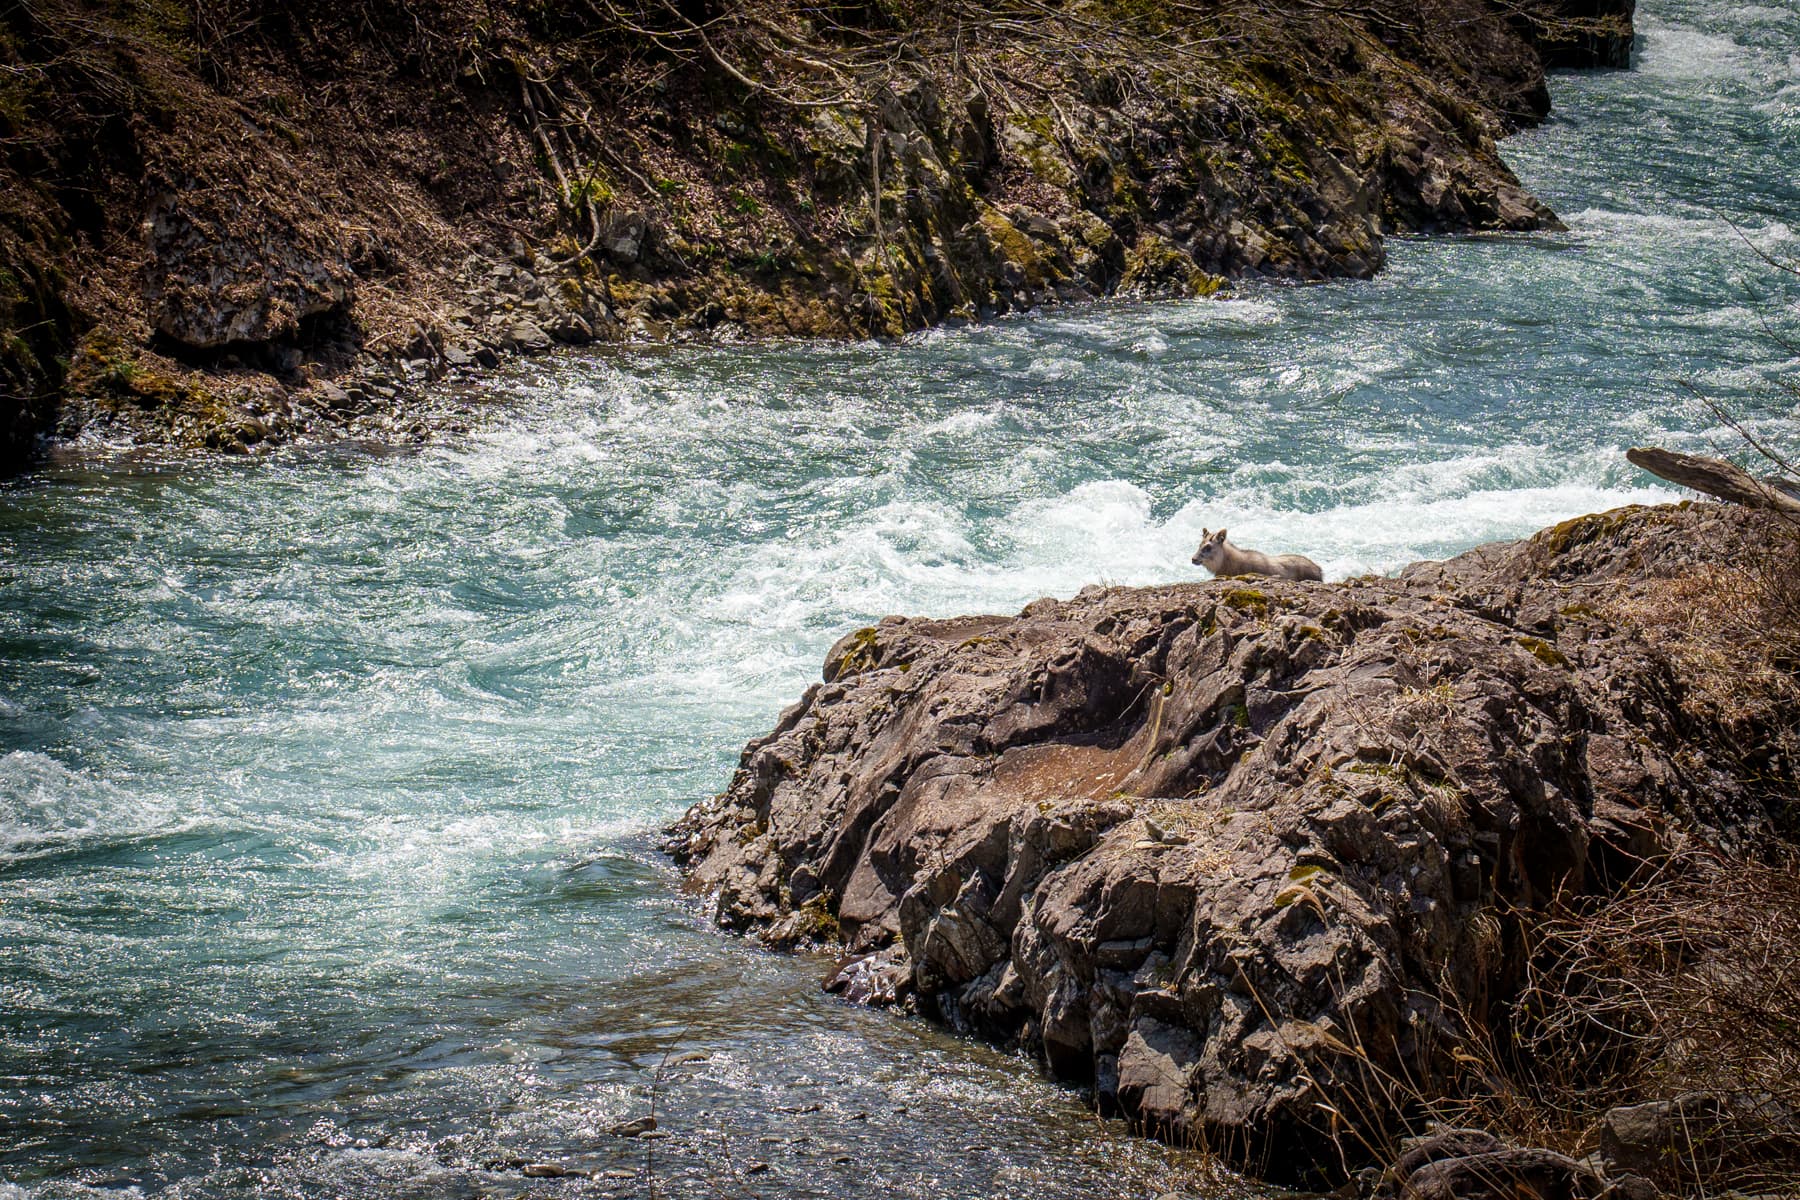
[3,1,1797,1196]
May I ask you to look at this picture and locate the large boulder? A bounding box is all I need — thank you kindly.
[143,185,353,351]
[669,504,1782,1182]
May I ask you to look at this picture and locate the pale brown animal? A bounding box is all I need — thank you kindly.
[1191,527,1324,581]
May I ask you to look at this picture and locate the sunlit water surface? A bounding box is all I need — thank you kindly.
[3,2,1798,1196]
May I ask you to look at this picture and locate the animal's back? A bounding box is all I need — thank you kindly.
[1271,553,1324,582]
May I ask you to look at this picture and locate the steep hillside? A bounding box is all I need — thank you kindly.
[0,0,1634,469]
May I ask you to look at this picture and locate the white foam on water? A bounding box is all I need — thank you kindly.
[921,407,1004,437]
[1563,207,1741,241]
[0,751,188,860]
[1726,4,1798,25]
[1022,352,1088,381]
[313,807,651,888]
[1187,484,1679,579]
[1162,295,1285,330]
[1636,20,1763,81]
[662,450,1683,698]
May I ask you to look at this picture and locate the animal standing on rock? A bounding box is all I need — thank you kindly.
[1191,527,1324,581]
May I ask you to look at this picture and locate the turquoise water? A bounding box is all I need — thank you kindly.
[3,3,1798,1196]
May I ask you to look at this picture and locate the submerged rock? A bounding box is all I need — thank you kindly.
[607,1115,658,1138]
[668,503,1782,1182]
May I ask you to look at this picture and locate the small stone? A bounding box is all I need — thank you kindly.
[823,946,911,1007]
[548,314,595,345]
[522,1163,580,1179]
[608,1116,657,1137]
[506,321,552,352]
[603,213,647,264]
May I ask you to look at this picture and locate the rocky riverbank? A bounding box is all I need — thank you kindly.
[0,0,1633,471]
[667,502,1796,1187]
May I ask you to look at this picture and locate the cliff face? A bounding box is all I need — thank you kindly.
[0,0,1629,470]
[667,503,1785,1184]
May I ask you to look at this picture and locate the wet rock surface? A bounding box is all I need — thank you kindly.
[668,503,1778,1182]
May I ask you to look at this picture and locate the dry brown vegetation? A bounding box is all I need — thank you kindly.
[2,0,1611,466]
[1607,514,1800,783]
[1421,470,1800,1191]
[1524,848,1800,1193]
[1293,847,1800,1196]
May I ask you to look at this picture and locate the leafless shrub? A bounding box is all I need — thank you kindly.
[1519,849,1800,1193]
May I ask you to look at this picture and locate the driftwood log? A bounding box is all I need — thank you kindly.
[1627,446,1800,514]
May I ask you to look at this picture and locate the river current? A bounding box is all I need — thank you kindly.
[3,3,1798,1196]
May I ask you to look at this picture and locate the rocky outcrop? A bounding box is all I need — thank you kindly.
[144,186,353,352]
[668,503,1784,1183]
[0,0,1634,470]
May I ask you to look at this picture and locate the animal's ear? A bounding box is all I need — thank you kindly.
[1200,527,1210,540]
[1213,528,1228,543]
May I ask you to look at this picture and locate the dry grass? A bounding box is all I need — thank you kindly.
[1603,511,1800,844]
[1276,849,1800,1195]
[1515,848,1800,1193]
[1284,500,1800,1191]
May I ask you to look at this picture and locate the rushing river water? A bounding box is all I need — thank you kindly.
[4,3,1799,1197]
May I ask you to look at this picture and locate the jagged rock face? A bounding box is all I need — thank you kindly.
[671,1,1571,339]
[0,213,73,471]
[667,504,1776,1183]
[144,186,353,351]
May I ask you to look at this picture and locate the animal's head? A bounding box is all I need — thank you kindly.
[1192,527,1228,568]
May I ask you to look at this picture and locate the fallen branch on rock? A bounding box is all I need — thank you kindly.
[1626,445,1800,514]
